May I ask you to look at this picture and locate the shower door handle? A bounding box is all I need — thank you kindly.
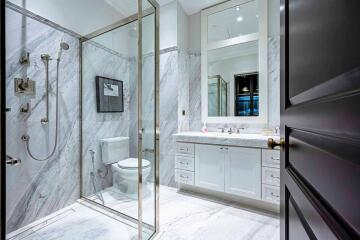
[6,155,22,166]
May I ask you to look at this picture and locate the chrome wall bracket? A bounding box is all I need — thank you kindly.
[14,78,36,96]
[19,52,30,65]
[20,102,31,113]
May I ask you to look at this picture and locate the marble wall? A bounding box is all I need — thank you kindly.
[159,50,179,187]
[5,8,80,233]
[267,36,281,129]
[81,41,132,197]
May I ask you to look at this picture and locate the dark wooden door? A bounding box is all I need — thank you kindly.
[0,0,5,239]
[280,0,360,239]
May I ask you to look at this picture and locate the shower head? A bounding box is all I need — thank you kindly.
[60,42,69,50]
[58,42,69,60]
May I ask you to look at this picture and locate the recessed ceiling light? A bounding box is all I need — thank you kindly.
[235,6,240,11]
[237,16,243,22]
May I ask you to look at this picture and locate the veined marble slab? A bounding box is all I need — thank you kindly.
[8,185,279,240]
[174,132,280,148]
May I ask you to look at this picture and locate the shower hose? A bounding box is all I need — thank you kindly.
[22,59,60,161]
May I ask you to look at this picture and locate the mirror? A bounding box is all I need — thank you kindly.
[208,41,259,117]
[201,0,268,123]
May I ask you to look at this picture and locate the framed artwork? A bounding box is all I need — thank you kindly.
[96,76,124,112]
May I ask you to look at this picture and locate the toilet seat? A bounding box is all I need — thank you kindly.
[117,158,151,169]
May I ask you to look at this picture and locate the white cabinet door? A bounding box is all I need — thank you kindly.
[225,147,261,199]
[195,144,225,192]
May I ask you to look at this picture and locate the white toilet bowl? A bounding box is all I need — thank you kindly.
[112,158,151,198]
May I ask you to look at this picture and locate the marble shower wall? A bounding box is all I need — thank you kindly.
[5,8,80,233]
[81,41,131,197]
[159,50,179,187]
[130,48,184,187]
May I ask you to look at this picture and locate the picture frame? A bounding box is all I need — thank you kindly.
[95,76,124,112]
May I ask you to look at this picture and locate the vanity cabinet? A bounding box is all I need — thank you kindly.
[225,147,261,199]
[195,144,225,192]
[174,142,195,185]
[174,138,280,207]
[194,144,261,199]
[261,149,280,204]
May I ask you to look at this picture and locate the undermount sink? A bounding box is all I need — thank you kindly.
[184,131,270,138]
[174,131,279,149]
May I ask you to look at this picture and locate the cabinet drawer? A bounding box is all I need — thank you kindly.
[176,142,194,155]
[262,167,280,186]
[175,155,194,171]
[262,184,280,204]
[175,169,194,185]
[262,150,280,168]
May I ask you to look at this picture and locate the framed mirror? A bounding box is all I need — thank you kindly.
[201,0,268,123]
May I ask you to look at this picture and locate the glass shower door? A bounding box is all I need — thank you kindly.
[80,0,159,239]
[138,0,159,238]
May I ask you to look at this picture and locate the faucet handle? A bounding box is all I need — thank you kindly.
[274,126,280,135]
[218,128,225,133]
[236,127,245,134]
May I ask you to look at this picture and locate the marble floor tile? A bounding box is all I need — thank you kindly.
[8,186,280,240]
[154,186,280,240]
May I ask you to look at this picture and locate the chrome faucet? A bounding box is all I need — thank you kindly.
[274,126,280,135]
[236,127,245,134]
[218,128,225,133]
[228,128,233,134]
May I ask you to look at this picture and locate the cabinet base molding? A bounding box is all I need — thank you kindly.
[178,183,280,214]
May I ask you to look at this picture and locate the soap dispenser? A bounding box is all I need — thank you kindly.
[202,122,208,133]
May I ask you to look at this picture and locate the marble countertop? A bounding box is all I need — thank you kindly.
[173,131,280,149]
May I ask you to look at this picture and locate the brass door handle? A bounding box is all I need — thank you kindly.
[268,138,286,151]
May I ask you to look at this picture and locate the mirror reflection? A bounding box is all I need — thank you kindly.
[208,40,259,117]
[206,0,260,117]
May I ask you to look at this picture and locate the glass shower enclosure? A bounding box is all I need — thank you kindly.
[2,0,159,239]
[80,0,159,238]
[208,75,229,116]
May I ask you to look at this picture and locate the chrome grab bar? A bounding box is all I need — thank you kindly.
[6,155,22,166]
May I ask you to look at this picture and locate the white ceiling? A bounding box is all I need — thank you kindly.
[103,0,225,16]
[208,40,258,63]
[178,0,225,15]
[208,0,258,42]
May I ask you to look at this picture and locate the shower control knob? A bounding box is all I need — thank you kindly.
[6,155,21,166]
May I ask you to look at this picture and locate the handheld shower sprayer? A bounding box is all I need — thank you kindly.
[57,42,69,60]
[23,41,70,161]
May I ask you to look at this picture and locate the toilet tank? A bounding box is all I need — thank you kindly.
[100,137,129,165]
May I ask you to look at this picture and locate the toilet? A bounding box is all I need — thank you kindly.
[100,137,151,198]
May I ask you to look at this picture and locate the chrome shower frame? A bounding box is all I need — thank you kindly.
[1,0,159,238]
[79,1,160,239]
